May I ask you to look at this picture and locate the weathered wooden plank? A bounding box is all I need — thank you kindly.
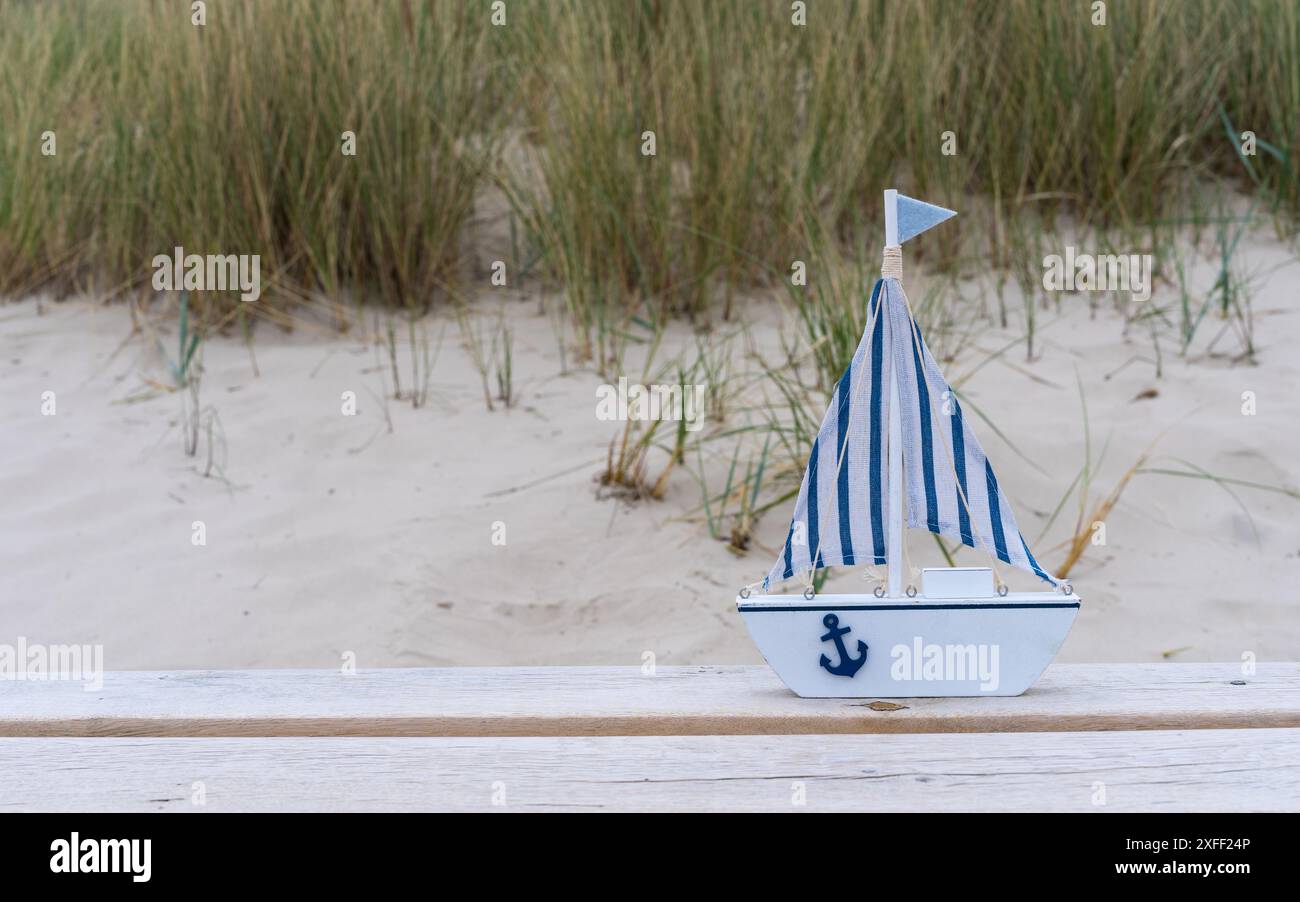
[2,664,1295,737]
[2,729,1295,812]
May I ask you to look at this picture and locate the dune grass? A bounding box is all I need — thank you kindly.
[0,0,505,318]
[500,0,1299,345]
[1,0,1297,336]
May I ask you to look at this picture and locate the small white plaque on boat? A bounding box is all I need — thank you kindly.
[922,567,995,599]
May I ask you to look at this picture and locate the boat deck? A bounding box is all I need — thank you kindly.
[4,663,1298,811]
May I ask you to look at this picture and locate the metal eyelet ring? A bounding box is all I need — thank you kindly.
[803,587,816,601]
[739,587,751,599]
[905,585,917,598]
[1061,582,1074,596]
[873,585,886,598]
[997,584,1009,597]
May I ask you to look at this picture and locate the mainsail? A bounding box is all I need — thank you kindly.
[764,195,1057,590]
[766,280,892,587]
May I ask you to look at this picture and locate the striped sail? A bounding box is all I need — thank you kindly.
[764,276,1058,589]
[764,281,892,589]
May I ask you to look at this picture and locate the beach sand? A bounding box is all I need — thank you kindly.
[2,233,1298,671]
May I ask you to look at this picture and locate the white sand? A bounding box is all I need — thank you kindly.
[3,233,1298,670]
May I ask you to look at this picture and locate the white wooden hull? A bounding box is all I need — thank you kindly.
[737,593,1080,697]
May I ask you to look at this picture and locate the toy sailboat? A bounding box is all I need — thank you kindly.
[737,190,1080,698]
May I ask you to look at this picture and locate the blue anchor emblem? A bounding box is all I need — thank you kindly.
[818,613,867,677]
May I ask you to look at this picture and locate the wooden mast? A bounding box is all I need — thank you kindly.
[884,189,905,598]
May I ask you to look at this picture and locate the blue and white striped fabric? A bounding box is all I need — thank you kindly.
[764,280,891,589]
[883,280,1057,585]
[764,276,1058,590]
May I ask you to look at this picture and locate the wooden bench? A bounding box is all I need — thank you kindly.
[3,663,1298,811]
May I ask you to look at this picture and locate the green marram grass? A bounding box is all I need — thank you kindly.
[0,0,505,318]
[1,0,1296,332]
